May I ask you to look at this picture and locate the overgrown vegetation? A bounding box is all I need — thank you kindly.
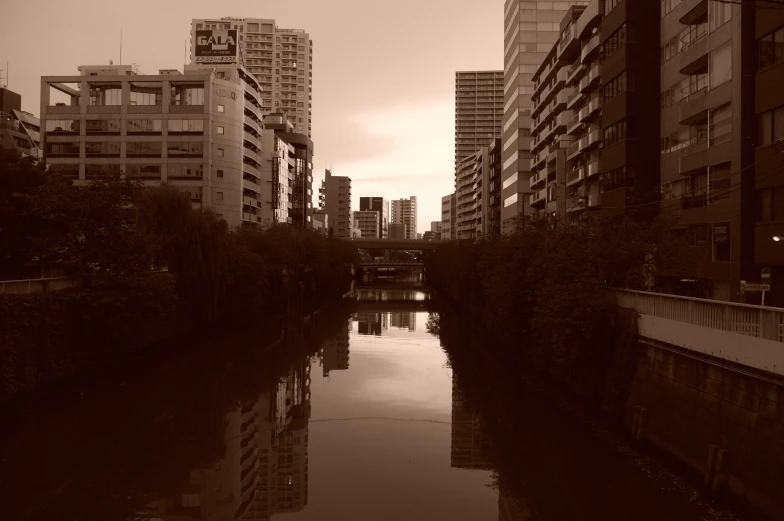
[0,149,359,398]
[426,214,694,408]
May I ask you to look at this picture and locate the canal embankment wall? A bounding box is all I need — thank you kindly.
[626,340,784,519]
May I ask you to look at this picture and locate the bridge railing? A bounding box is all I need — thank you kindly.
[617,289,784,343]
[0,277,81,295]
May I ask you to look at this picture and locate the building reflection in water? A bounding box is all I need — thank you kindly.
[450,376,492,471]
[321,318,351,376]
[143,356,312,520]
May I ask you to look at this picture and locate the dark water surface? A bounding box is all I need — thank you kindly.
[0,287,743,520]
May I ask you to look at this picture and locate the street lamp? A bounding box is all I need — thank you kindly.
[774,236,783,242]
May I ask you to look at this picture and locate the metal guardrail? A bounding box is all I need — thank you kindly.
[617,289,783,342]
[0,277,80,295]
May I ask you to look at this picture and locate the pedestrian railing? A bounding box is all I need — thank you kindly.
[617,289,784,343]
[0,277,80,295]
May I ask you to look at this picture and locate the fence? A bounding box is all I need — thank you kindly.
[0,277,80,295]
[617,289,783,342]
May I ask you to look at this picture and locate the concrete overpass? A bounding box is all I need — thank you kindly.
[347,238,448,251]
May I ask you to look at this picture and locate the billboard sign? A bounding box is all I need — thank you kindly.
[195,30,238,64]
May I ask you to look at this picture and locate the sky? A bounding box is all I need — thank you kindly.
[1,0,504,233]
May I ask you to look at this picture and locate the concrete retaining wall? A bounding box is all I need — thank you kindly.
[626,340,784,519]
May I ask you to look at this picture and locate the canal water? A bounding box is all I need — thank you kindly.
[0,287,743,520]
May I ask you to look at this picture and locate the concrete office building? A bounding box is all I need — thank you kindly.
[262,112,314,229]
[359,196,389,238]
[502,0,590,232]
[441,193,457,240]
[455,71,504,170]
[0,88,40,158]
[391,196,417,240]
[191,17,312,137]
[354,210,380,240]
[320,169,351,238]
[40,63,266,229]
[389,222,407,239]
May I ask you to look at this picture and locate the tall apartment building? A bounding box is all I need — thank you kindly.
[502,0,590,232]
[529,1,659,225]
[191,18,313,137]
[456,146,490,240]
[0,88,40,158]
[455,71,504,170]
[263,112,314,229]
[359,197,389,238]
[753,4,784,307]
[441,193,457,240]
[353,210,380,239]
[40,63,267,229]
[320,169,351,238]
[391,196,417,240]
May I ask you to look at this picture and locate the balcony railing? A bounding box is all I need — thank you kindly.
[681,76,708,103]
[680,192,708,209]
[0,277,80,295]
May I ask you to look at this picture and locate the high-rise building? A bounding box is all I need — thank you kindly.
[488,138,503,236]
[263,112,314,229]
[0,88,40,159]
[40,63,267,229]
[389,222,407,239]
[354,210,380,239]
[320,169,352,238]
[502,0,590,232]
[431,221,442,233]
[441,193,457,240]
[456,146,491,240]
[359,196,389,238]
[391,196,417,239]
[455,71,504,171]
[190,18,313,137]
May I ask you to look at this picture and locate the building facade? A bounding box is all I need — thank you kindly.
[456,147,491,240]
[320,169,351,238]
[502,0,591,232]
[441,193,457,240]
[191,18,312,137]
[389,222,407,239]
[359,196,389,238]
[391,196,417,240]
[0,88,40,158]
[41,64,266,229]
[353,210,380,240]
[455,71,504,171]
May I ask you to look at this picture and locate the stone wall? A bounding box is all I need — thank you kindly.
[626,340,784,519]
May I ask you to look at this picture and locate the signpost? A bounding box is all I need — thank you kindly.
[761,267,771,306]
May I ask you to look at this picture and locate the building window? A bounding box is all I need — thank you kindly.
[708,0,733,32]
[89,86,122,106]
[127,119,162,133]
[709,162,731,203]
[709,104,731,146]
[168,119,204,133]
[45,141,80,156]
[688,224,709,246]
[712,222,730,261]
[45,119,80,133]
[217,147,224,157]
[171,85,204,106]
[218,104,225,113]
[126,164,161,179]
[710,42,732,88]
[127,141,162,157]
[85,164,121,177]
[217,191,224,201]
[759,26,784,69]
[167,141,204,157]
[168,164,204,179]
[85,119,121,134]
[661,0,682,18]
[503,193,518,208]
[129,83,162,106]
[600,166,635,193]
[603,71,633,101]
[85,142,121,157]
[217,125,225,135]
[217,169,224,178]
[604,119,628,147]
[602,24,627,61]
[758,105,784,147]
[606,0,622,14]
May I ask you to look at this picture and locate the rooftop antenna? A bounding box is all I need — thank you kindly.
[0,64,7,89]
[120,30,123,65]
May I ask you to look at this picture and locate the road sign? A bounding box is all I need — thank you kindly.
[762,267,771,284]
[744,282,763,292]
[762,283,771,292]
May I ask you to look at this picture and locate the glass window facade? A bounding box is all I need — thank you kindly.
[167,141,204,157]
[171,85,205,106]
[127,141,162,157]
[168,119,204,133]
[46,119,79,133]
[127,119,162,133]
[85,119,121,133]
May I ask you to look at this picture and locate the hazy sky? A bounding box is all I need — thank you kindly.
[1,0,503,232]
